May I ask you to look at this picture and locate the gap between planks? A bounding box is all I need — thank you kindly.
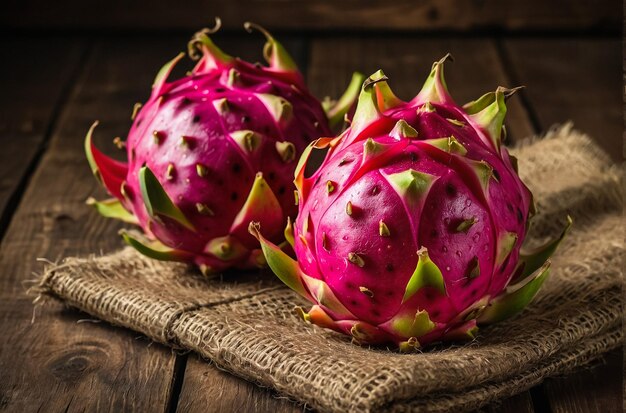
[0,37,188,412]
[0,38,91,243]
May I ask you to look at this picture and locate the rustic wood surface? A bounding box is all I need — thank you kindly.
[503,38,622,160]
[0,32,621,413]
[0,37,180,413]
[0,37,85,234]
[542,351,623,413]
[2,0,620,32]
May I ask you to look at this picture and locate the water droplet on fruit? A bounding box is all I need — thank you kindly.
[455,250,461,257]
[445,266,451,271]
[442,246,448,253]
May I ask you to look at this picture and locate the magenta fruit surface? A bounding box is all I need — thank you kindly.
[85,20,363,275]
[251,55,571,350]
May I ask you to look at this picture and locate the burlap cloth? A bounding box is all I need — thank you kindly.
[37,124,623,412]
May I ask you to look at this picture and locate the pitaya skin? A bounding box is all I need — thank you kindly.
[250,55,571,350]
[84,19,364,275]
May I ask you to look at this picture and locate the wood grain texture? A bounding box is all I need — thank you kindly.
[503,38,622,159]
[1,0,620,32]
[0,37,190,412]
[0,37,84,141]
[543,349,622,413]
[0,37,85,230]
[177,355,301,413]
[0,303,175,412]
[488,391,535,413]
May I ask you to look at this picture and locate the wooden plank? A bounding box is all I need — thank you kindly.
[0,37,192,412]
[542,349,622,413]
[0,302,177,412]
[0,36,85,232]
[489,391,535,413]
[177,355,301,413]
[502,38,621,159]
[0,37,83,141]
[1,0,620,32]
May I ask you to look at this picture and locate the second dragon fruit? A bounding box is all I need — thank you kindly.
[251,55,570,350]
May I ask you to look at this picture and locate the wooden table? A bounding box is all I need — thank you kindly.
[0,32,621,412]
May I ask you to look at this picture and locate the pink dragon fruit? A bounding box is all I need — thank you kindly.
[84,20,363,275]
[250,55,571,350]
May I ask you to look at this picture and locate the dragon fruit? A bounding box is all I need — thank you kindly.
[84,20,363,275]
[250,55,571,350]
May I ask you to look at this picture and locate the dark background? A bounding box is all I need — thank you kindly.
[0,1,622,413]
[1,0,622,32]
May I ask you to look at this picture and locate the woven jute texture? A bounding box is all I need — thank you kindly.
[38,124,623,412]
